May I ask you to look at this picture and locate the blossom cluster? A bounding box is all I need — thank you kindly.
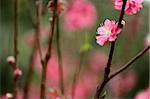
[96,0,143,46]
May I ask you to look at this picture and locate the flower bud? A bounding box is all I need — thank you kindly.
[49,17,53,22]
[14,68,22,77]
[121,20,126,26]
[7,56,15,65]
[6,93,13,98]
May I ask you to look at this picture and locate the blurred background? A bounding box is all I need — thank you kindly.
[0,0,149,99]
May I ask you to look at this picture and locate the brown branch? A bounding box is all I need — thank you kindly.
[14,0,19,64]
[94,0,128,98]
[13,0,19,98]
[35,0,43,60]
[56,14,65,94]
[109,46,150,80]
[40,0,58,99]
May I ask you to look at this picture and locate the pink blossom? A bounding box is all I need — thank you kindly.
[96,19,122,46]
[114,0,143,15]
[63,0,97,32]
[134,87,150,99]
[109,71,137,97]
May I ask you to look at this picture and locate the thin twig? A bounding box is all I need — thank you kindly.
[109,46,150,80]
[56,14,65,94]
[14,0,19,64]
[13,0,19,98]
[40,0,58,99]
[71,53,84,99]
[23,44,36,99]
[35,0,43,60]
[95,0,128,98]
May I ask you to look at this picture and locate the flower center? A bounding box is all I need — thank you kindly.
[105,28,111,36]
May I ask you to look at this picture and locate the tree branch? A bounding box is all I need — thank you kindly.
[23,44,36,99]
[56,13,65,95]
[35,0,43,60]
[13,0,19,98]
[94,0,128,98]
[40,0,58,99]
[71,53,84,99]
[109,46,150,80]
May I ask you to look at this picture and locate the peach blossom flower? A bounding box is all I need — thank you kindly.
[96,19,122,46]
[114,0,143,15]
[63,0,97,32]
[134,87,150,99]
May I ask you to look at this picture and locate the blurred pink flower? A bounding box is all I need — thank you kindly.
[66,72,98,99]
[134,87,150,99]
[88,50,107,73]
[96,19,122,46]
[109,71,137,97]
[114,0,143,15]
[63,0,97,32]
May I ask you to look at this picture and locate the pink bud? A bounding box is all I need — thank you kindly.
[6,56,15,65]
[14,68,22,77]
[6,93,13,98]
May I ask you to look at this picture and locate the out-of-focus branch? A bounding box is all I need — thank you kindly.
[56,13,64,94]
[35,0,43,60]
[13,0,19,98]
[40,0,58,99]
[71,53,84,99]
[23,44,36,99]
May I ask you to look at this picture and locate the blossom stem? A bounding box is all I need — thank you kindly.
[95,0,127,98]
[56,13,65,95]
[12,0,19,98]
[40,0,58,99]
